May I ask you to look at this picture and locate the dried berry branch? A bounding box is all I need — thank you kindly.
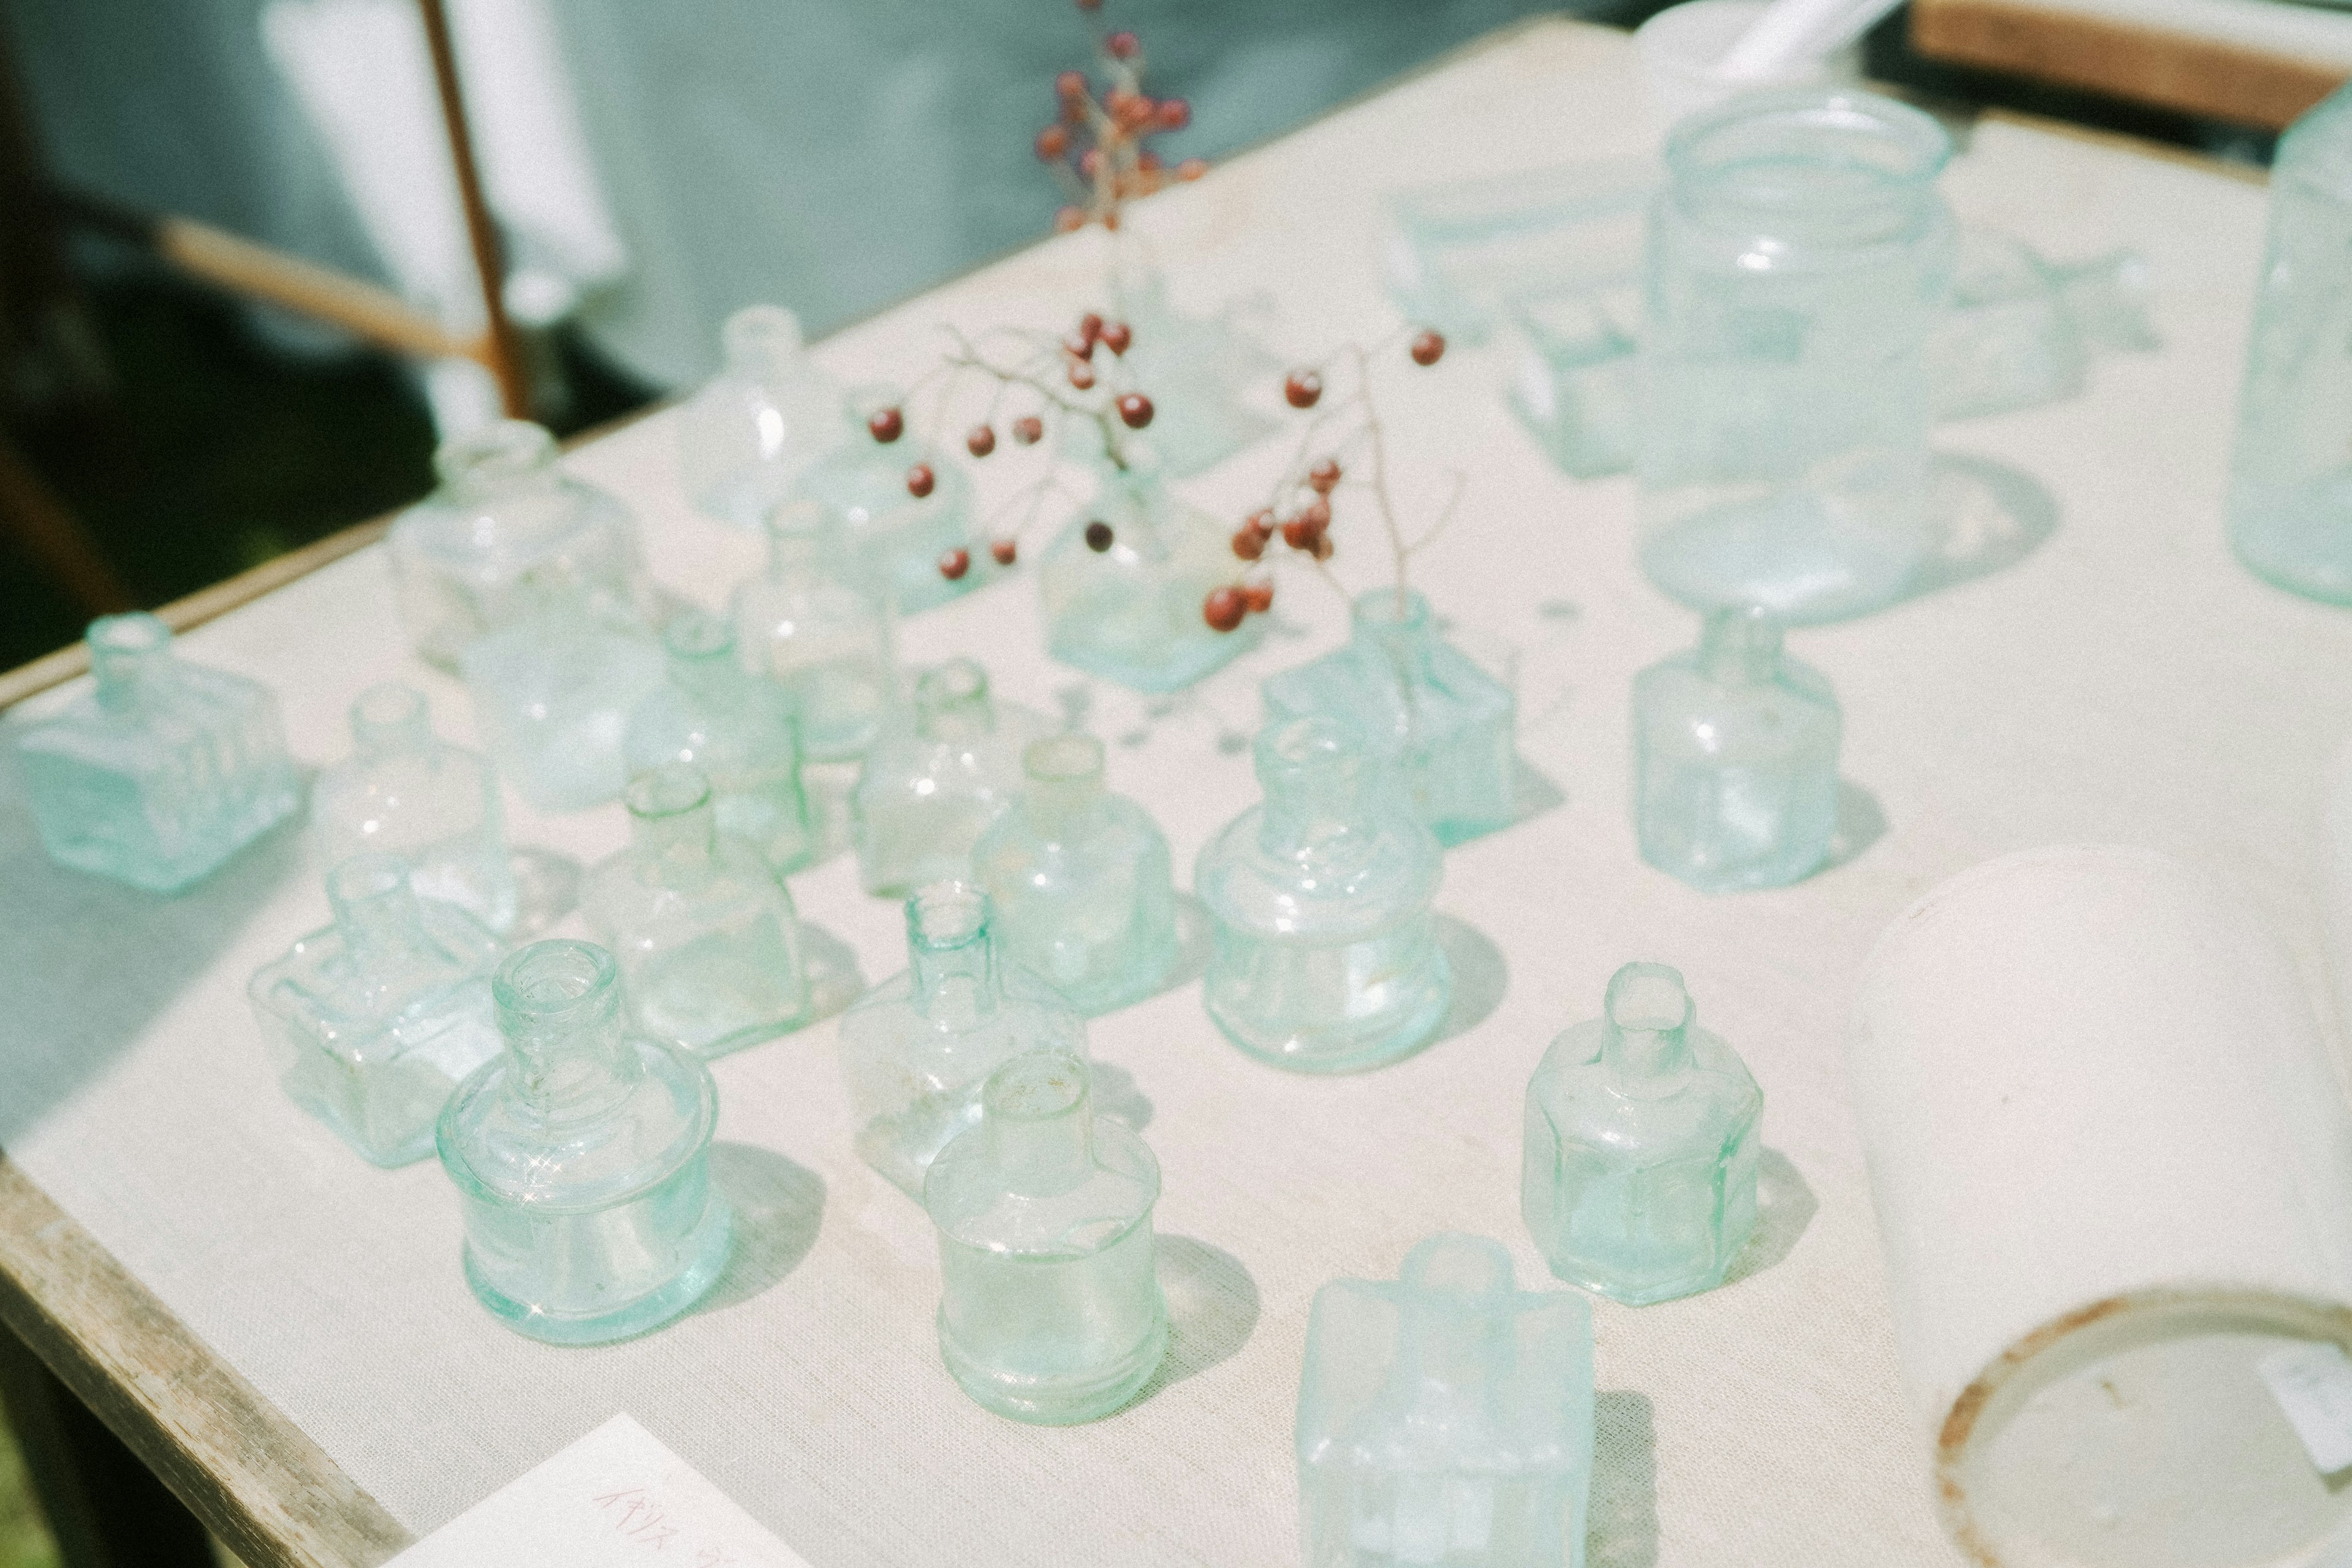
[1205,328,1450,634]
[1036,4,1206,235]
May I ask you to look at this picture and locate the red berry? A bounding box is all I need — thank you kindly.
[1036,126,1070,161]
[1063,331,1096,361]
[1280,513,1318,551]
[1012,415,1044,445]
[1079,148,1104,179]
[1076,0,1103,10]
[1308,457,1341,494]
[1099,320,1132,355]
[990,538,1018,566]
[1068,358,1096,390]
[1155,97,1191,131]
[1054,206,1087,233]
[1085,520,1115,552]
[1245,509,1276,541]
[906,463,937,499]
[966,424,996,458]
[1115,94,1155,132]
[1410,329,1446,367]
[1106,30,1140,59]
[1102,208,1121,232]
[1284,370,1322,409]
[1203,586,1246,632]
[1117,393,1154,429]
[867,405,904,443]
[939,548,971,581]
[1231,527,1265,562]
[1176,157,1208,181]
[1240,578,1274,613]
[1056,70,1088,100]
[1302,496,1332,529]
[1078,312,1104,347]
[1311,532,1333,561]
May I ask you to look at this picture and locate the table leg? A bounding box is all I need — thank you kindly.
[0,1321,217,1568]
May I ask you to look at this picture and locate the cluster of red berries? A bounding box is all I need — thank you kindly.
[1200,328,1448,632]
[1038,12,1206,232]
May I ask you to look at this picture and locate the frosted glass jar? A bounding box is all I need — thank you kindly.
[1637,90,1956,625]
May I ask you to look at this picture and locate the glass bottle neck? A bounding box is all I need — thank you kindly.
[1352,588,1439,688]
[1388,1236,1515,1422]
[906,884,1000,1027]
[981,1051,1095,1198]
[632,800,718,882]
[1020,734,1107,835]
[1602,963,1695,1097]
[493,943,642,1120]
[1697,607,1784,685]
[436,420,562,505]
[350,685,435,761]
[328,856,432,960]
[723,306,807,387]
[87,614,172,713]
[914,663,993,744]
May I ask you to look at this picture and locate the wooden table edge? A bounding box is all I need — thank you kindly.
[0,1154,415,1567]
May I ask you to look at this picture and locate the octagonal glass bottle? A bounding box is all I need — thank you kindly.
[925,1049,1166,1424]
[1196,717,1450,1072]
[1521,962,1762,1305]
[791,388,981,616]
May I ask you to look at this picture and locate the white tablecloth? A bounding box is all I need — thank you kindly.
[3,21,2336,1567]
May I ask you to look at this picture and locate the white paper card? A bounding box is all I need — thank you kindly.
[2260,1342,2352,1476]
[386,1413,812,1568]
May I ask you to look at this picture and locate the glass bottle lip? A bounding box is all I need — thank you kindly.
[434,420,558,494]
[914,658,989,714]
[350,682,432,750]
[906,880,990,950]
[1398,1232,1517,1303]
[981,1047,1090,1125]
[494,938,619,1022]
[722,304,805,367]
[1025,733,1105,787]
[1256,715,1362,784]
[1697,604,1785,679]
[1664,88,1952,187]
[625,763,714,821]
[88,611,170,659]
[326,852,413,913]
[1605,961,1692,1037]
[662,609,736,665]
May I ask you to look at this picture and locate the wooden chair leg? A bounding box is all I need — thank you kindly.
[0,1321,217,1568]
[0,434,134,616]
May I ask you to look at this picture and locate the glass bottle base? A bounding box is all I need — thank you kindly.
[1640,489,1922,625]
[1205,962,1453,1074]
[1538,1250,1730,1306]
[1642,839,1829,893]
[2231,473,2352,605]
[938,1300,1168,1425]
[461,1197,734,1345]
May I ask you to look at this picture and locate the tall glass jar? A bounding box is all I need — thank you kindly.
[1637,90,1956,625]
[2228,83,2352,602]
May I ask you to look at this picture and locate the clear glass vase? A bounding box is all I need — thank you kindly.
[730,500,895,763]
[1632,606,1841,892]
[387,420,655,669]
[851,659,1046,898]
[582,764,809,1058]
[1261,589,1516,846]
[437,939,731,1344]
[1297,1234,1594,1567]
[971,734,1179,1014]
[1195,717,1450,1072]
[248,854,502,1167]
[624,609,813,873]
[1637,89,1956,625]
[792,388,983,616]
[925,1049,1166,1424]
[1039,454,1258,692]
[677,305,846,528]
[837,882,1087,1200]
[461,611,665,814]
[1521,962,1762,1305]
[315,684,518,933]
[2229,81,2352,603]
[11,612,301,892]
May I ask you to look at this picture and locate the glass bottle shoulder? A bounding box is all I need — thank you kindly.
[439,1038,715,1209]
[1529,1020,1762,1152]
[392,474,636,582]
[924,1118,1159,1254]
[250,903,499,1048]
[584,835,790,930]
[1634,653,1838,748]
[1194,806,1442,935]
[973,796,1167,883]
